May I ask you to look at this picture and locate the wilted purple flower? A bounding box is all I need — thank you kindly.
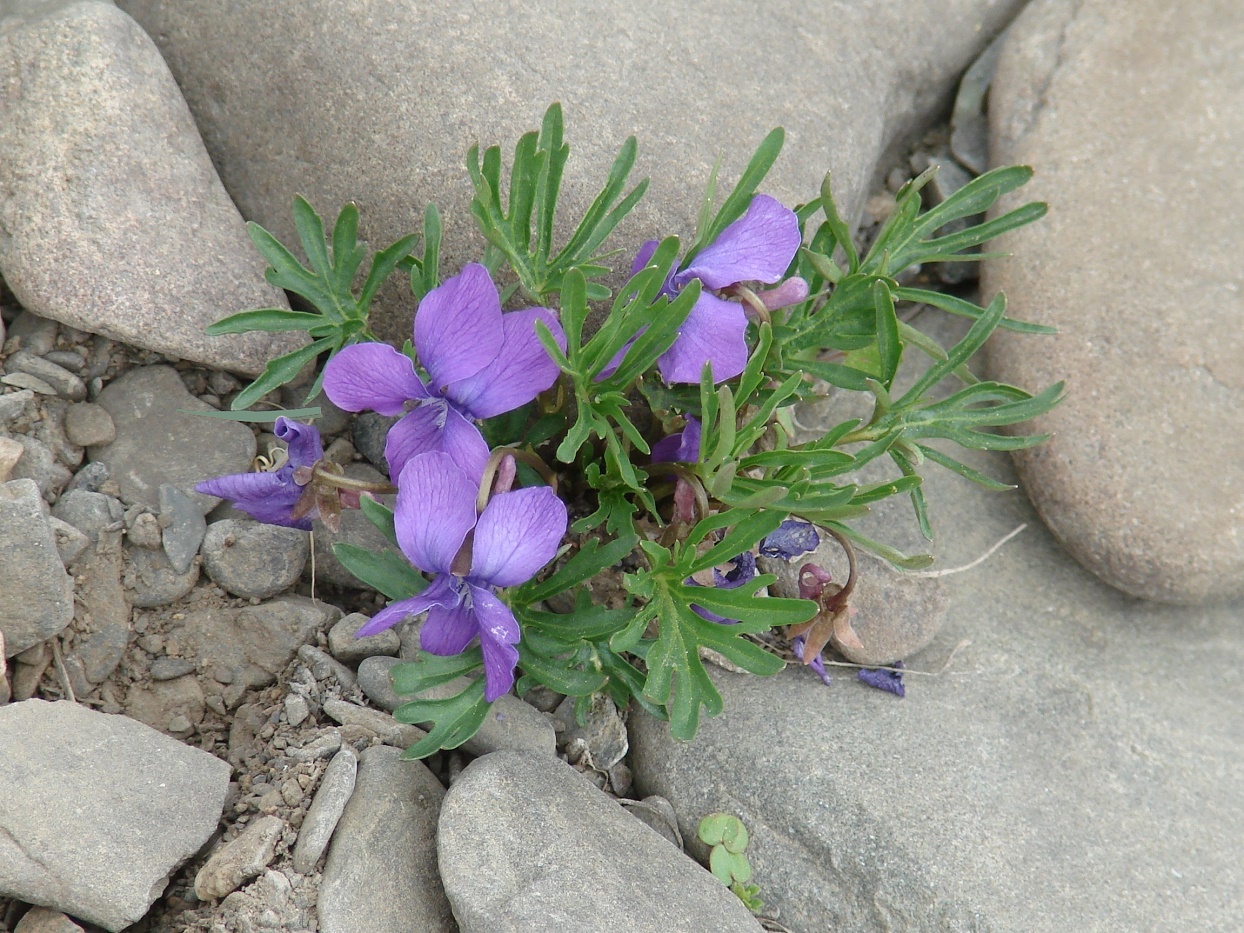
[323,263,566,480]
[858,662,905,697]
[356,451,568,702]
[196,418,323,530]
[791,634,831,686]
[690,551,757,624]
[650,417,702,463]
[759,519,820,560]
[633,194,803,385]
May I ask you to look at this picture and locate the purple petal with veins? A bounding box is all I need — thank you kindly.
[470,486,568,588]
[415,263,506,387]
[196,470,309,529]
[657,290,750,384]
[675,195,801,290]
[354,576,457,636]
[447,308,567,419]
[323,342,428,416]
[383,402,489,481]
[471,583,522,701]
[392,452,478,574]
[419,591,479,656]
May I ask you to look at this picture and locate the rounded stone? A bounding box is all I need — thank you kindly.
[201,518,309,599]
[123,545,200,608]
[63,402,116,447]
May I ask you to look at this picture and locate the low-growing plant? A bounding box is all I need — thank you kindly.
[698,812,763,913]
[198,103,1059,758]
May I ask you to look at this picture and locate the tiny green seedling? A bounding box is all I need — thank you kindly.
[699,812,764,913]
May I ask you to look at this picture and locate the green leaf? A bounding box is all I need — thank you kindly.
[695,128,784,256]
[205,309,325,335]
[394,676,490,759]
[873,280,901,389]
[892,286,1055,335]
[231,337,335,411]
[517,535,640,603]
[331,543,426,600]
[178,406,322,423]
[359,496,399,549]
[818,172,860,272]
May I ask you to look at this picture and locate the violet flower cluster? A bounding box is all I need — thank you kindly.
[322,263,566,480]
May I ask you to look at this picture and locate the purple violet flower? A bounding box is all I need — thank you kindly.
[858,662,906,697]
[791,634,832,686]
[322,263,567,480]
[634,194,803,385]
[355,451,568,702]
[759,518,820,560]
[650,417,702,463]
[195,418,323,530]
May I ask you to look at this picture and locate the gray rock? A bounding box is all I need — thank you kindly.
[360,656,555,757]
[167,595,337,691]
[50,489,123,544]
[159,483,206,573]
[319,746,453,933]
[31,399,82,470]
[0,698,230,930]
[63,402,115,447]
[0,0,301,375]
[297,644,356,689]
[327,611,400,664]
[0,479,73,656]
[202,518,309,599]
[0,388,35,427]
[292,748,358,873]
[287,729,342,763]
[283,692,310,728]
[9,434,72,501]
[123,506,162,549]
[5,351,86,401]
[43,349,86,373]
[64,530,131,684]
[0,434,24,483]
[554,693,628,771]
[619,795,683,851]
[350,412,398,473]
[90,366,256,513]
[12,907,85,933]
[122,544,199,608]
[3,311,57,357]
[983,0,1244,604]
[439,750,762,933]
[118,0,1026,345]
[320,697,426,750]
[194,815,285,901]
[150,657,196,680]
[629,427,1244,931]
[63,459,108,494]
[123,674,205,735]
[46,515,90,566]
[1,371,55,395]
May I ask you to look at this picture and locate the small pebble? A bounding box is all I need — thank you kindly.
[160,483,207,574]
[298,644,356,689]
[125,508,164,549]
[292,748,358,873]
[284,693,311,728]
[63,401,116,446]
[327,612,400,665]
[46,516,90,566]
[194,814,285,900]
[6,351,87,401]
[1,371,57,394]
[0,435,24,483]
[287,731,343,762]
[201,519,309,599]
[0,388,35,425]
[151,657,197,681]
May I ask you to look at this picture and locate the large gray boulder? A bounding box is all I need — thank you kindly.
[0,0,301,375]
[118,0,1026,342]
[983,0,1244,604]
[629,417,1244,931]
[0,699,231,931]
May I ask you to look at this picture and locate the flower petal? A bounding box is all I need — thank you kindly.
[323,342,427,416]
[393,451,478,574]
[630,239,660,277]
[650,417,702,463]
[469,584,521,702]
[383,402,490,481]
[414,263,505,388]
[446,308,567,419]
[273,418,323,468]
[676,194,801,289]
[858,663,906,697]
[470,486,568,587]
[356,578,455,637]
[420,601,479,656]
[196,470,310,529]
[759,519,820,560]
[657,291,750,384]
